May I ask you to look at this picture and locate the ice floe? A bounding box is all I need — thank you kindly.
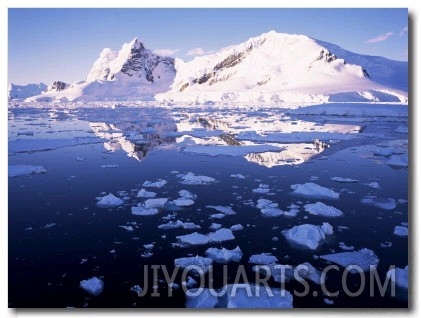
[119,225,134,232]
[175,228,235,246]
[387,266,408,290]
[205,246,243,263]
[338,242,355,251]
[96,193,124,208]
[206,205,236,215]
[158,220,201,230]
[282,223,333,250]
[361,197,396,210]
[331,177,358,183]
[174,255,213,274]
[9,137,103,154]
[393,225,408,237]
[173,198,195,207]
[248,253,278,265]
[178,190,197,200]
[143,198,168,209]
[303,202,343,217]
[100,164,119,168]
[137,189,157,198]
[320,248,379,272]
[230,224,244,231]
[252,184,271,194]
[130,285,143,296]
[208,228,235,242]
[179,172,217,185]
[185,288,219,308]
[230,174,246,179]
[80,276,104,296]
[142,179,167,188]
[290,183,339,200]
[8,165,46,177]
[131,205,159,216]
[386,154,408,167]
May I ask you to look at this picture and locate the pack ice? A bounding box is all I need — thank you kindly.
[304,202,343,217]
[290,183,339,199]
[282,223,333,250]
[320,248,379,272]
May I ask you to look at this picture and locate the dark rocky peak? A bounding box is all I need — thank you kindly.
[48,81,69,91]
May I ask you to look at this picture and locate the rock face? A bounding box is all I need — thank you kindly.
[48,81,69,91]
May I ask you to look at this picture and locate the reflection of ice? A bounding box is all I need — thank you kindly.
[244,141,327,167]
[89,119,176,161]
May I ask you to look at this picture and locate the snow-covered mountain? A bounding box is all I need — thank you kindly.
[21,31,407,104]
[26,38,176,102]
[157,31,407,104]
[8,83,47,100]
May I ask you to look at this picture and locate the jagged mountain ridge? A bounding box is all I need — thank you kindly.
[13,31,407,104]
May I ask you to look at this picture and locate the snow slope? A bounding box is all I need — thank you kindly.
[156,31,407,104]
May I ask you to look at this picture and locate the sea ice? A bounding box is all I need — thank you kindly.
[8,165,46,177]
[144,198,168,209]
[290,183,339,200]
[176,232,210,246]
[100,164,119,168]
[230,224,244,231]
[248,253,278,265]
[209,223,222,231]
[173,198,195,207]
[142,179,167,188]
[179,172,216,185]
[80,276,104,296]
[361,197,396,210]
[119,225,134,232]
[174,255,213,274]
[185,288,219,308]
[131,205,159,216]
[387,266,408,290]
[282,223,333,250]
[387,155,408,167]
[206,205,237,215]
[230,174,246,179]
[393,225,408,237]
[338,242,355,251]
[252,184,271,194]
[96,193,124,208]
[303,202,343,217]
[158,220,201,230]
[137,189,157,198]
[205,246,243,263]
[331,177,358,183]
[208,228,235,242]
[179,190,197,200]
[260,208,284,217]
[320,248,379,272]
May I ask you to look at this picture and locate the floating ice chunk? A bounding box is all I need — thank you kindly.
[249,253,278,265]
[8,165,46,177]
[174,255,213,275]
[142,179,167,188]
[252,184,271,194]
[173,198,195,207]
[282,223,333,250]
[208,228,235,242]
[210,213,225,219]
[144,198,168,209]
[100,164,119,168]
[387,155,408,167]
[205,246,243,263]
[395,126,408,133]
[158,220,201,230]
[393,225,408,237]
[137,189,157,198]
[230,174,246,179]
[365,182,381,189]
[261,208,284,217]
[338,242,355,251]
[43,223,56,230]
[185,288,219,308]
[179,190,197,200]
[380,241,393,248]
[119,225,134,232]
[291,183,339,200]
[130,285,143,296]
[176,232,210,246]
[230,224,244,231]
[180,172,216,185]
[304,202,343,217]
[387,266,408,290]
[331,177,358,183]
[206,205,236,215]
[209,223,222,231]
[131,205,159,216]
[80,277,104,296]
[256,199,278,209]
[361,197,396,210]
[373,147,394,157]
[218,284,293,308]
[96,193,124,208]
[324,298,334,305]
[320,248,379,272]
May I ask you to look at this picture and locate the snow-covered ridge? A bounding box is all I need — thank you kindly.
[12,30,407,104]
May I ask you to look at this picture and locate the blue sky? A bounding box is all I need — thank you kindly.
[8,8,408,85]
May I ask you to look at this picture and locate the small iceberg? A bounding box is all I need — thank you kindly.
[96,193,124,208]
[304,202,343,217]
[80,276,104,296]
[205,246,243,263]
[291,183,339,200]
[282,223,333,250]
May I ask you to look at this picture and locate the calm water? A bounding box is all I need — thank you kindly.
[8,106,408,308]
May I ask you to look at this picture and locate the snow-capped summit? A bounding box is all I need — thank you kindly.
[27,37,176,102]
[157,31,407,104]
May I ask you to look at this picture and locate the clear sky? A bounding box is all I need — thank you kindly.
[8,8,408,85]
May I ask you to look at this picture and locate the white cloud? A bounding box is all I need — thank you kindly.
[154,48,179,56]
[186,47,207,56]
[366,32,394,44]
[399,26,408,36]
